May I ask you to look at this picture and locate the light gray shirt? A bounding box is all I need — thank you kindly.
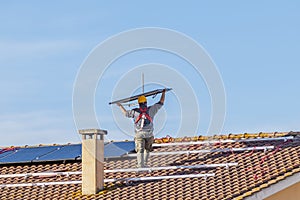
[125,102,163,138]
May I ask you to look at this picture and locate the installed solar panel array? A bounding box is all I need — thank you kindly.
[0,141,135,164]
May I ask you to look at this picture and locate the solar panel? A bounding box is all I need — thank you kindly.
[0,146,61,164]
[0,149,17,159]
[104,141,135,158]
[34,144,82,162]
[0,141,136,164]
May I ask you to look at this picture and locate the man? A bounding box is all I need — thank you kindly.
[117,89,165,168]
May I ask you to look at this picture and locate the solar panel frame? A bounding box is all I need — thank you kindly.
[0,141,136,164]
[0,149,17,159]
[104,141,135,158]
[0,146,62,164]
[35,144,82,162]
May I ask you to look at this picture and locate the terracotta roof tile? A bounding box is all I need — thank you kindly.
[1,132,300,199]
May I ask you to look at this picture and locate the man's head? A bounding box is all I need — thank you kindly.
[138,95,147,108]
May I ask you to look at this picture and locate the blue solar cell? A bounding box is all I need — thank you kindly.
[0,148,16,159]
[104,141,135,157]
[0,141,135,164]
[36,144,81,161]
[0,146,62,164]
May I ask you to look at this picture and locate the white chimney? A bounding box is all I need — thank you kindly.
[79,129,107,195]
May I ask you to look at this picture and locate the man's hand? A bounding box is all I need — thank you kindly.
[160,88,166,104]
[117,103,127,115]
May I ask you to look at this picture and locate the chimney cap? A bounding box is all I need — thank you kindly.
[78,129,107,135]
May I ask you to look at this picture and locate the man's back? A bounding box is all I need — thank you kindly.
[131,102,163,133]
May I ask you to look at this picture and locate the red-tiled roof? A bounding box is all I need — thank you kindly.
[0,132,299,200]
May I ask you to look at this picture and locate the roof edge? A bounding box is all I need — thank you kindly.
[244,170,300,200]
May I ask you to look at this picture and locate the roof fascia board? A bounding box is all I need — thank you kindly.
[245,172,300,200]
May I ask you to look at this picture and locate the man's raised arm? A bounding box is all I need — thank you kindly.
[117,103,127,115]
[159,89,166,104]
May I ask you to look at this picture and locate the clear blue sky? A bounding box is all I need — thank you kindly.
[1,1,299,146]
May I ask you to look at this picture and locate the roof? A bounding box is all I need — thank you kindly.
[0,131,299,200]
